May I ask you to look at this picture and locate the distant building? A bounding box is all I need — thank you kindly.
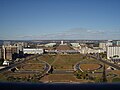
[70,43,80,48]
[117,41,120,46]
[106,41,113,46]
[99,43,106,51]
[16,42,24,53]
[80,47,105,54]
[61,41,64,45]
[23,48,44,54]
[2,45,18,60]
[99,41,112,51]
[45,43,56,47]
[3,41,11,46]
[22,42,28,48]
[107,46,120,59]
[0,46,2,59]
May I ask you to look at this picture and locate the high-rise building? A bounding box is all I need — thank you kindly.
[24,42,28,48]
[99,41,112,51]
[117,41,120,46]
[107,46,120,59]
[0,46,2,59]
[17,42,24,53]
[106,41,113,46]
[99,43,107,51]
[2,45,18,60]
[61,41,64,45]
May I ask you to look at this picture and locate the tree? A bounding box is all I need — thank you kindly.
[113,55,119,58]
[49,66,54,74]
[102,64,107,82]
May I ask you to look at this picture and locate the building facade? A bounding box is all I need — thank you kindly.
[99,42,112,51]
[117,41,120,46]
[107,46,120,59]
[99,43,107,51]
[0,46,2,59]
[2,45,18,60]
[23,48,44,54]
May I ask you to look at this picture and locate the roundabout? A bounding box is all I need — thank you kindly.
[79,63,102,72]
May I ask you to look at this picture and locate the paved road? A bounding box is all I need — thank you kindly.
[90,55,120,70]
[0,55,51,74]
[53,70,74,74]
[74,60,84,72]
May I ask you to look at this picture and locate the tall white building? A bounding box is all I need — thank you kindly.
[61,41,64,45]
[0,46,2,59]
[107,46,120,59]
[99,42,112,51]
[106,41,113,46]
[117,41,120,46]
[99,43,107,51]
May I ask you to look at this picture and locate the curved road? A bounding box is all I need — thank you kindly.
[74,61,84,72]
[90,55,120,70]
[0,54,51,74]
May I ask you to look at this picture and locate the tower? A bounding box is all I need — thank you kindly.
[61,41,63,45]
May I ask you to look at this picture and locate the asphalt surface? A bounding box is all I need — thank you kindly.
[90,55,120,70]
[74,60,84,72]
[53,70,74,74]
[0,55,51,74]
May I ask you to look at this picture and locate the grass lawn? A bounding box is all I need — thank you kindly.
[40,74,94,83]
[37,54,84,69]
[20,63,44,70]
[56,45,74,50]
[8,73,34,78]
[80,64,101,71]
[37,54,56,64]
[52,54,84,69]
[112,78,120,82]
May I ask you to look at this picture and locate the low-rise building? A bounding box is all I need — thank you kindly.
[79,47,105,54]
[70,43,80,48]
[23,48,44,54]
[45,43,56,47]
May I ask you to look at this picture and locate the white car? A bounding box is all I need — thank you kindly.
[3,61,9,66]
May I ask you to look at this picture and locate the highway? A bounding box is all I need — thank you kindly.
[0,55,51,74]
[90,55,120,70]
[74,60,85,72]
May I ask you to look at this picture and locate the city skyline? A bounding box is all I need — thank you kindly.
[0,0,120,40]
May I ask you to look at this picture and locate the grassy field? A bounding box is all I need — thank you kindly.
[80,64,101,71]
[52,54,84,69]
[37,54,56,64]
[16,57,45,71]
[56,45,74,50]
[40,74,94,83]
[20,63,44,70]
[38,54,84,69]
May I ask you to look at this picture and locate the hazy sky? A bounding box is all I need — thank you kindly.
[0,0,120,40]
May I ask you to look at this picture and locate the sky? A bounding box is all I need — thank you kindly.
[0,0,120,40]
